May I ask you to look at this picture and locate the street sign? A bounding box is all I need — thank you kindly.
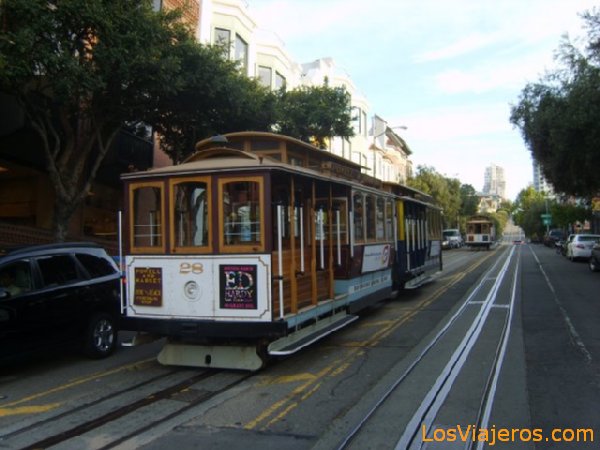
[543,218,551,225]
[541,213,551,219]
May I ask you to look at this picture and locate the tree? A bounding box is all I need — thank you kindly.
[512,186,546,238]
[154,43,277,162]
[275,81,354,148]
[510,8,600,198]
[459,184,479,218]
[408,166,461,228]
[0,0,277,239]
[550,202,590,229]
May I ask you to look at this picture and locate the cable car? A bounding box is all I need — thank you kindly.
[120,132,442,370]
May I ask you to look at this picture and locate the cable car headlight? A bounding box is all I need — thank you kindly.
[183,280,200,300]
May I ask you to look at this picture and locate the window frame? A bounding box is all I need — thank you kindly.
[129,181,166,254]
[169,176,213,254]
[214,27,231,58]
[235,33,248,71]
[258,65,272,88]
[352,192,365,244]
[218,176,265,253]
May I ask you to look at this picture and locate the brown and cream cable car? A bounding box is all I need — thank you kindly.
[120,132,442,370]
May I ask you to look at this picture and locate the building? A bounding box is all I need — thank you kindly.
[532,160,554,196]
[0,0,415,245]
[483,164,506,199]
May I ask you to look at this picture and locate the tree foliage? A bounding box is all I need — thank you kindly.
[512,187,547,238]
[408,166,462,228]
[510,8,600,198]
[459,184,479,218]
[154,43,276,162]
[0,0,275,238]
[275,81,354,149]
[512,186,591,238]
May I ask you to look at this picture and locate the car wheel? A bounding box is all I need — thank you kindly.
[83,312,117,359]
[590,257,600,272]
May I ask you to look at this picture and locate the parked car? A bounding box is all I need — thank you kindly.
[565,234,600,261]
[0,242,121,363]
[589,241,600,272]
[544,229,566,247]
[442,229,463,249]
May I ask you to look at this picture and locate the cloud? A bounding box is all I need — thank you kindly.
[416,32,506,63]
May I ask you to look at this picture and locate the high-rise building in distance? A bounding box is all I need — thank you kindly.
[483,164,506,199]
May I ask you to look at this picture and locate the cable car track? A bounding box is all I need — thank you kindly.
[333,244,520,449]
[3,369,253,450]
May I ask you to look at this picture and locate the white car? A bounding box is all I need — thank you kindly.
[566,234,600,261]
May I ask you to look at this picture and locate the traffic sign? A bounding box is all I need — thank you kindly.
[541,213,551,219]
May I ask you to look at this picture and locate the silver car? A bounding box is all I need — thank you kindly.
[566,234,600,261]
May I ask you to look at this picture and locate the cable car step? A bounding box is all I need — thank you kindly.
[268,312,358,356]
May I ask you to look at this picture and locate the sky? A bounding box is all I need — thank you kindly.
[247,0,597,200]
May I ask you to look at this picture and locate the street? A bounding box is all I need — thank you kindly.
[0,240,598,449]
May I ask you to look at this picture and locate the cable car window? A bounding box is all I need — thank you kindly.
[220,178,263,250]
[130,183,164,251]
[171,179,210,250]
[353,193,364,243]
[333,198,348,244]
[385,199,394,240]
[376,197,385,241]
[366,195,376,241]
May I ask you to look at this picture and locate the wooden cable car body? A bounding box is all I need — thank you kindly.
[121,132,442,370]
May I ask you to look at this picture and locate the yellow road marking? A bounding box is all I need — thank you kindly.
[0,358,155,410]
[257,373,316,387]
[243,252,495,430]
[0,403,62,417]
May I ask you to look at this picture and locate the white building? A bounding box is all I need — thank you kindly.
[160,0,413,184]
[483,164,506,199]
[532,160,554,196]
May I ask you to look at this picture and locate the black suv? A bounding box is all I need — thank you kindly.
[0,242,121,363]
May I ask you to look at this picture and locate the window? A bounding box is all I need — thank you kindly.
[76,254,117,278]
[220,178,263,250]
[258,66,272,88]
[352,107,361,134]
[385,199,394,240]
[361,110,367,137]
[214,28,231,58]
[376,197,385,240]
[352,107,367,136]
[275,72,286,90]
[0,260,32,297]
[130,183,164,252]
[37,255,80,286]
[365,195,376,241]
[171,179,210,251]
[235,34,248,71]
[353,193,364,243]
[333,198,348,244]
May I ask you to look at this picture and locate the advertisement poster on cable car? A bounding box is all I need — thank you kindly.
[133,267,163,307]
[361,244,391,273]
[219,264,258,310]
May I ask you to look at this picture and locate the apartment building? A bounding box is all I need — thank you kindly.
[193,0,411,183]
[483,164,506,199]
[0,0,413,243]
